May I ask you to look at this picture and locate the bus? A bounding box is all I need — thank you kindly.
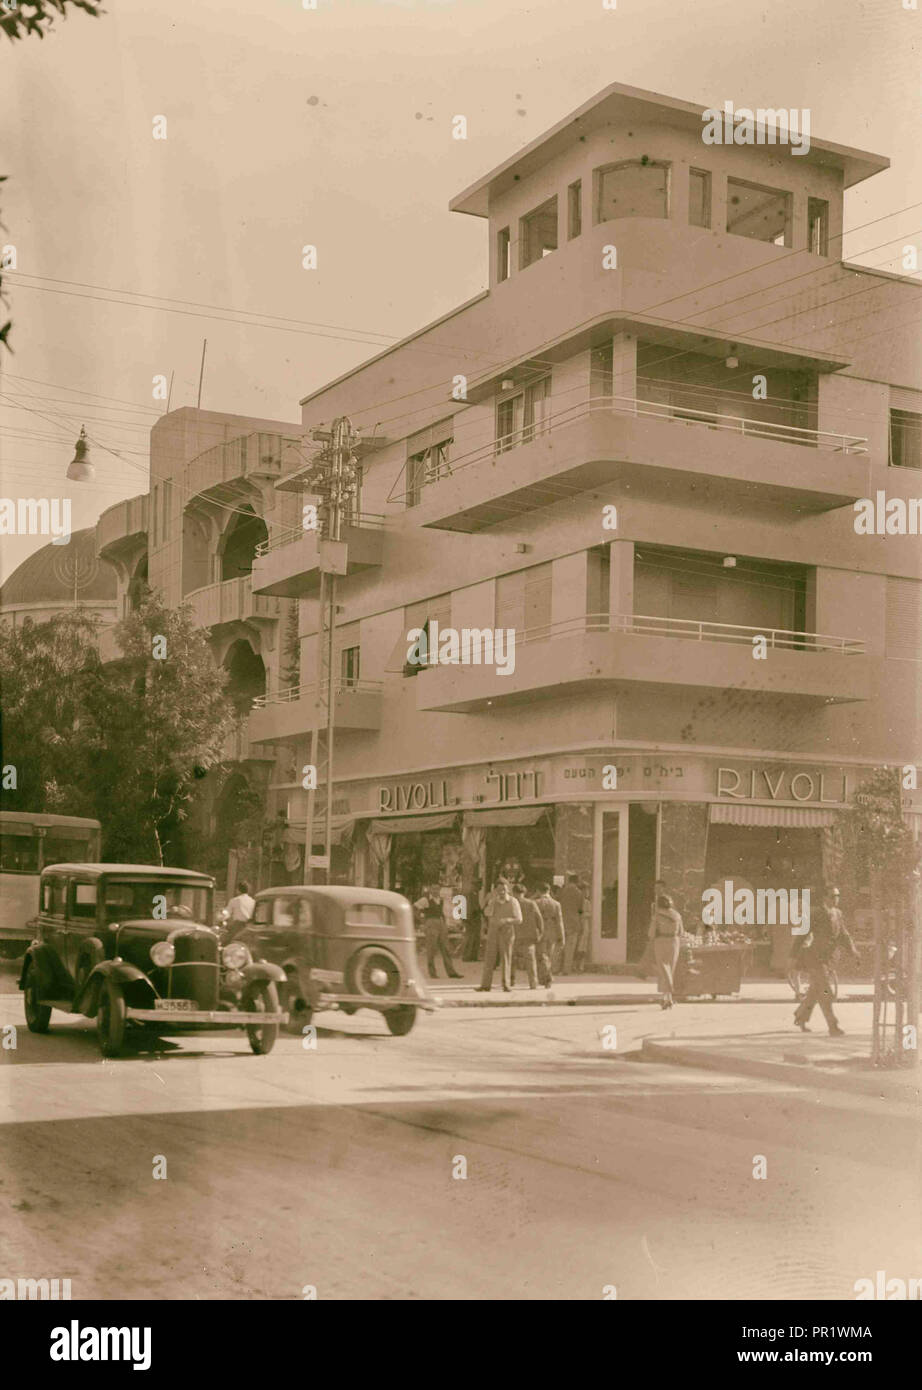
[0,810,102,958]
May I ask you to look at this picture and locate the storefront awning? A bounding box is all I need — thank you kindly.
[462,807,550,828]
[367,814,457,836]
[284,816,355,846]
[709,804,838,828]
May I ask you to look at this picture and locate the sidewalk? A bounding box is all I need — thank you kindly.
[641,1029,921,1101]
[425,959,873,1008]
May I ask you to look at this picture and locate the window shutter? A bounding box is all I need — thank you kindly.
[496,562,552,637]
[886,578,922,660]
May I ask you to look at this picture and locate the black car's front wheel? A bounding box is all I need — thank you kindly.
[23,968,51,1034]
[384,1005,417,1037]
[97,980,127,1058]
[244,981,280,1055]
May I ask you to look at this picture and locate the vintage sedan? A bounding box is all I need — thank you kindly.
[19,863,287,1057]
[233,885,437,1036]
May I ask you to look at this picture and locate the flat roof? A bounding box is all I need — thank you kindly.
[450,82,890,217]
[40,863,214,880]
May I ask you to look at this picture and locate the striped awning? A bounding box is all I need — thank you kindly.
[462,807,550,828]
[709,803,838,828]
[367,813,457,836]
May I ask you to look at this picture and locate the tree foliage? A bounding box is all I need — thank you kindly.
[0,0,104,43]
[849,766,921,914]
[0,610,101,813]
[79,596,237,864]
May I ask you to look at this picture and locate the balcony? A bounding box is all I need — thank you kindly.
[184,577,281,630]
[220,722,276,763]
[395,396,870,531]
[249,680,383,743]
[96,494,149,561]
[414,613,870,713]
[251,515,385,597]
[185,432,303,504]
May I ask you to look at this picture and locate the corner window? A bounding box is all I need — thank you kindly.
[402,593,451,677]
[519,197,558,268]
[568,181,582,239]
[596,160,669,223]
[726,178,791,246]
[405,419,453,507]
[496,377,551,453]
[689,169,711,229]
[890,410,922,470]
[497,226,511,283]
[808,197,829,256]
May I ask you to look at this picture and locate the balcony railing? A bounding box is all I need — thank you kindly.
[389,393,868,506]
[254,513,385,558]
[510,612,866,655]
[184,576,280,628]
[252,678,383,709]
[186,432,303,499]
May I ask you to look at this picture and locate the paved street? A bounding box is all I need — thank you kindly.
[2,979,919,1301]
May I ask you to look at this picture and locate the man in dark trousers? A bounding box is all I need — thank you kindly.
[414,884,461,980]
[510,883,544,989]
[793,885,859,1035]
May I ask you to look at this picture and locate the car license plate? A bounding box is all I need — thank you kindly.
[155,998,197,1012]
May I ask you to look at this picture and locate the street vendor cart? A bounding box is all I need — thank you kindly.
[674,940,749,999]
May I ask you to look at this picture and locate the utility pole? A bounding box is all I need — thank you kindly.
[300,416,358,883]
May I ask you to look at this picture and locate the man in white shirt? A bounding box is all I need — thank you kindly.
[226,879,256,926]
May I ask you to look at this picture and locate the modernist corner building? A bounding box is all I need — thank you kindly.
[106,83,922,963]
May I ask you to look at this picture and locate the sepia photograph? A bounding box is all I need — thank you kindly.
[0,0,920,1359]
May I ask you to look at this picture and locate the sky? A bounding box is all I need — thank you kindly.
[1,0,920,582]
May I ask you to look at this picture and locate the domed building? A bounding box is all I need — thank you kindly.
[0,528,118,630]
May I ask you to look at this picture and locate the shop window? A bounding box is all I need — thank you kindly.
[405,418,453,507]
[495,561,552,641]
[568,180,582,239]
[496,376,551,453]
[726,178,791,246]
[807,197,829,256]
[889,409,922,470]
[519,197,558,268]
[689,168,711,229]
[496,226,511,282]
[595,160,669,223]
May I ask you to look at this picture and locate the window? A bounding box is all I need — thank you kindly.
[519,197,558,268]
[596,160,669,223]
[726,179,791,246]
[101,880,210,923]
[495,561,553,641]
[496,226,511,282]
[568,180,582,239]
[42,877,66,916]
[254,895,313,929]
[0,834,39,874]
[807,198,829,256]
[496,376,552,453]
[405,419,454,507]
[340,646,360,687]
[689,169,711,229]
[403,592,451,675]
[590,344,614,401]
[889,409,922,469]
[69,882,98,919]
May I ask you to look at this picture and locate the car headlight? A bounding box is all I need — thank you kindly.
[150,940,175,967]
[222,942,251,970]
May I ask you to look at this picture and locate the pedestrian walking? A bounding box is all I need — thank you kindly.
[793,885,859,1036]
[510,883,543,989]
[560,873,585,974]
[533,882,564,984]
[476,878,521,992]
[649,892,683,1009]
[414,884,462,980]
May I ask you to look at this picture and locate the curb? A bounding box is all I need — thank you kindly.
[437,992,659,1009]
[640,1037,921,1101]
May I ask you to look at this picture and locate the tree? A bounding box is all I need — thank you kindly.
[79,595,237,864]
[0,1,104,43]
[0,610,101,813]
